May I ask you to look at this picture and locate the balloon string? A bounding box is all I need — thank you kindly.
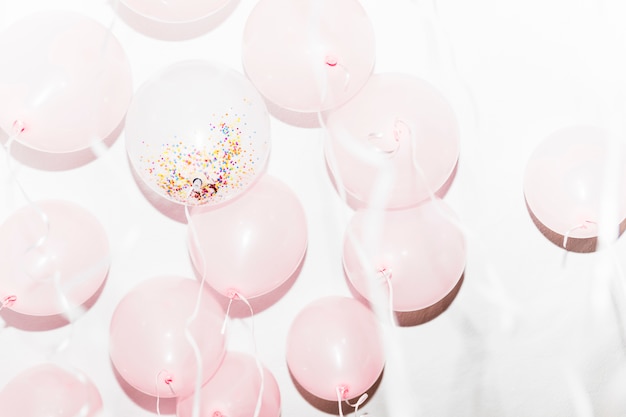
[378,268,396,325]
[324,56,351,92]
[562,220,597,249]
[347,393,369,416]
[3,122,51,252]
[336,386,346,417]
[102,0,120,52]
[336,386,368,417]
[221,297,233,335]
[232,292,265,417]
[155,370,175,416]
[184,205,208,417]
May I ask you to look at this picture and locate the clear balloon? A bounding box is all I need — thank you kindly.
[286,296,384,401]
[125,60,271,207]
[0,200,110,317]
[343,198,466,312]
[242,0,376,113]
[121,0,231,23]
[177,351,281,417]
[0,363,102,417]
[188,175,307,299]
[0,11,132,153]
[109,276,226,398]
[324,73,460,209]
[523,126,626,244]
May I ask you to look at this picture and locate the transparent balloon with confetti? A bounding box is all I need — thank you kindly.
[125,60,271,207]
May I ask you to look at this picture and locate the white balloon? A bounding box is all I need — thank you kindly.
[125,60,271,207]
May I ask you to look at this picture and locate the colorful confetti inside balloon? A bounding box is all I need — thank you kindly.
[125,60,271,206]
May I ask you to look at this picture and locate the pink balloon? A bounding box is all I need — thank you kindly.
[177,351,281,417]
[242,0,376,113]
[125,60,271,207]
[286,296,384,401]
[121,0,230,23]
[343,198,466,312]
[0,11,132,153]
[188,175,307,299]
[0,200,109,317]
[324,73,460,209]
[524,126,626,242]
[109,276,226,398]
[0,363,102,417]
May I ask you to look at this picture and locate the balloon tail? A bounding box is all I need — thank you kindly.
[233,292,265,417]
[155,370,175,416]
[184,205,208,417]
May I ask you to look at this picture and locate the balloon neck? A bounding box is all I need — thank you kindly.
[325,55,338,67]
[212,412,224,417]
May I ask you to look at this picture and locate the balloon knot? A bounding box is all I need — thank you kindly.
[227,290,240,300]
[212,412,224,417]
[163,374,173,385]
[1,295,16,308]
[378,267,392,280]
[325,55,338,67]
[12,120,25,134]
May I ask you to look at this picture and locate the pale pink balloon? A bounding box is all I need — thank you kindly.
[242,0,376,113]
[324,73,460,209]
[0,363,102,417]
[121,0,230,23]
[343,198,466,312]
[125,60,271,207]
[177,351,281,417]
[0,11,132,153]
[524,126,626,241]
[188,175,307,299]
[286,296,384,401]
[0,200,109,317]
[109,276,226,398]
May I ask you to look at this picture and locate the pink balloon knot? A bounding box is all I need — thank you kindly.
[12,120,25,134]
[338,385,350,400]
[581,220,596,229]
[1,295,16,308]
[226,290,240,300]
[325,55,338,67]
[378,267,392,280]
[212,412,224,417]
[163,375,173,385]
